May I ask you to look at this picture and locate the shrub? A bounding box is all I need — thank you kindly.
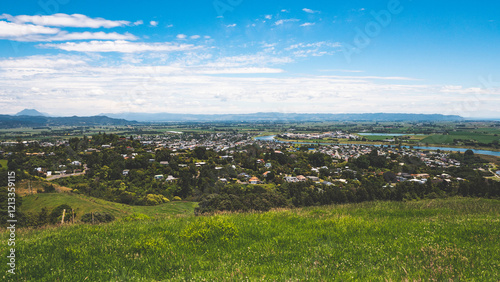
[49,204,73,224]
[81,212,115,224]
[42,183,56,193]
[145,194,169,205]
[173,196,182,201]
[122,213,151,222]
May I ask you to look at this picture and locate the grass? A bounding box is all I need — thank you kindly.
[21,192,198,220]
[421,132,500,145]
[0,159,7,169]
[1,197,499,281]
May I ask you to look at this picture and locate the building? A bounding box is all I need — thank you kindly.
[249,177,261,184]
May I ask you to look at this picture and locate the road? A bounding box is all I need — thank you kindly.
[47,171,86,181]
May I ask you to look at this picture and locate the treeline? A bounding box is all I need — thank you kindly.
[195,176,500,214]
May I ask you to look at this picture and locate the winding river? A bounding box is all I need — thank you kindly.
[254,135,500,157]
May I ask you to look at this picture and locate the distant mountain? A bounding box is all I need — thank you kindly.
[0,115,138,128]
[102,112,464,122]
[15,109,49,117]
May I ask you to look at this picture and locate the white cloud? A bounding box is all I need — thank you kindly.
[302,8,319,14]
[285,41,342,57]
[39,40,202,53]
[204,35,211,39]
[226,23,237,27]
[275,19,300,26]
[0,21,60,38]
[150,20,158,27]
[281,9,289,13]
[42,31,137,41]
[0,13,130,28]
[133,20,143,26]
[190,35,201,39]
[265,15,272,20]
[300,22,315,27]
[0,54,497,117]
[0,18,137,42]
[176,34,187,39]
[166,24,173,28]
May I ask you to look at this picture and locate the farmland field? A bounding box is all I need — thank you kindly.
[2,197,499,281]
[421,132,500,145]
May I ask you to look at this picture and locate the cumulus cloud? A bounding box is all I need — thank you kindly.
[150,20,158,27]
[0,20,60,38]
[302,8,319,14]
[226,23,237,27]
[300,22,315,27]
[0,17,137,42]
[0,54,496,117]
[176,34,187,39]
[0,13,130,28]
[38,40,202,53]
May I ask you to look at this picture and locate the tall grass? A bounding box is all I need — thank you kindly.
[1,197,499,281]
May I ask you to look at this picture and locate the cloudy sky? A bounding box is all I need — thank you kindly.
[0,0,499,118]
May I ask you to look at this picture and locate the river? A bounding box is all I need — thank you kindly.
[254,135,500,157]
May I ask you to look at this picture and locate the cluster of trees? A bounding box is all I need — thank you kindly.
[196,175,500,214]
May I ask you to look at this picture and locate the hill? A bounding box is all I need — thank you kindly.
[21,192,197,220]
[2,197,498,280]
[103,112,464,122]
[0,114,138,128]
[15,109,48,117]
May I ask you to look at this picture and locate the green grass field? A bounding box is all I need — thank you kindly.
[21,193,197,220]
[421,132,500,144]
[2,197,499,281]
[0,159,7,169]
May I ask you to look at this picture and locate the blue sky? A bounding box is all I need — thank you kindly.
[0,0,499,117]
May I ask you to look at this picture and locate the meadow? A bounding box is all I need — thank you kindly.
[1,197,499,281]
[421,131,500,145]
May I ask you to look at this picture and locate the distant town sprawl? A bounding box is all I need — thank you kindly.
[1,129,499,220]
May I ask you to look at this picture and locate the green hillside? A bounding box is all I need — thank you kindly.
[2,197,499,281]
[21,193,198,220]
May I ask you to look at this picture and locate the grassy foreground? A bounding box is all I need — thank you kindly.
[2,197,499,281]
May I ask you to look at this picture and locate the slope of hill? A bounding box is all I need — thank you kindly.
[15,109,49,116]
[21,192,197,220]
[3,197,498,280]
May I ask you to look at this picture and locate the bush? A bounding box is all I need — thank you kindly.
[81,212,115,224]
[49,204,73,224]
[121,213,151,222]
[43,183,56,193]
[145,194,170,205]
[173,196,182,201]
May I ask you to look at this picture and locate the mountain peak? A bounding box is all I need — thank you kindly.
[15,109,48,116]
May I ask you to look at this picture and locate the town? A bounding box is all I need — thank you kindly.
[1,127,498,219]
